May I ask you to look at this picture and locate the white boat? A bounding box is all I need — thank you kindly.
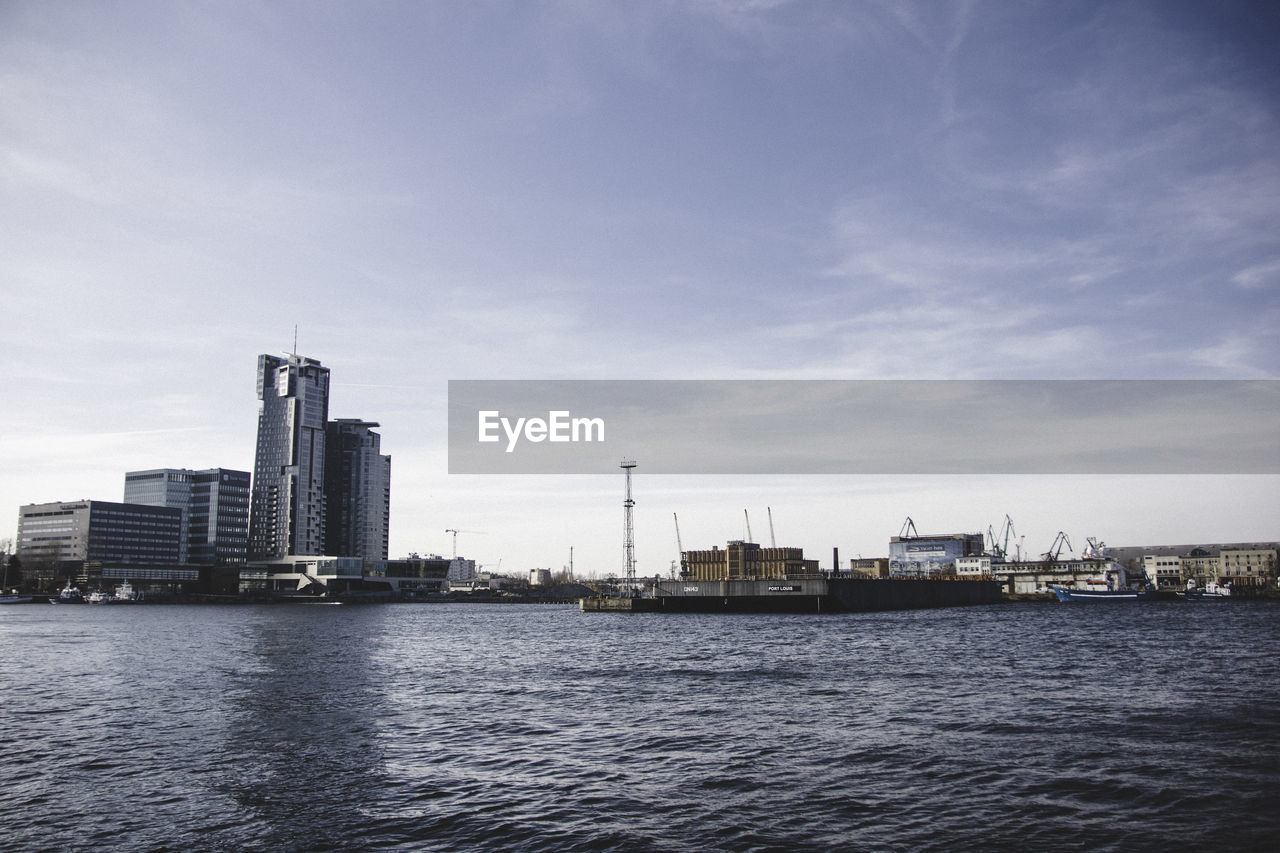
[1179,580,1231,601]
[112,581,140,602]
[49,581,85,604]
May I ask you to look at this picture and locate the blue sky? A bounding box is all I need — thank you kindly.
[3,1,1278,574]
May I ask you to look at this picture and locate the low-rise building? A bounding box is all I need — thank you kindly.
[1144,554,1183,589]
[239,554,451,597]
[1220,548,1278,587]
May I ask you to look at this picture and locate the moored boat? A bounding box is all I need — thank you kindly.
[0,593,34,605]
[1178,580,1231,601]
[1049,558,1158,602]
[112,581,140,603]
[1050,585,1159,602]
[49,581,85,604]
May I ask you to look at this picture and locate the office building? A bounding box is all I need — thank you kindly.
[16,500,182,571]
[324,419,391,561]
[124,468,250,564]
[249,354,330,560]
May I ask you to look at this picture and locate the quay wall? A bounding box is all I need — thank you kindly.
[581,578,1001,614]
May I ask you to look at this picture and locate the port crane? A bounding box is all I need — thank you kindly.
[899,517,919,539]
[1042,531,1073,562]
[673,513,688,578]
[767,507,777,548]
[987,514,1015,560]
[744,509,753,543]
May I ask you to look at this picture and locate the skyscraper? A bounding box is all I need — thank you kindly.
[249,354,330,560]
[324,419,391,561]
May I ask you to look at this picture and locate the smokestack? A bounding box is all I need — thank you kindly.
[833,546,840,578]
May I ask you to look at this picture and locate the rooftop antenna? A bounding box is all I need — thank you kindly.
[621,459,637,596]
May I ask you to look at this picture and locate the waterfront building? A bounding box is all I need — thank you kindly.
[888,532,985,578]
[1144,554,1184,589]
[981,557,1133,595]
[1219,548,1278,587]
[1179,548,1219,587]
[238,554,450,597]
[124,468,250,564]
[324,419,391,560]
[249,353,330,560]
[682,541,819,581]
[16,500,182,588]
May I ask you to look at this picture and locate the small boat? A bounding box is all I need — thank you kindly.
[112,581,140,603]
[0,593,33,605]
[49,581,85,604]
[1178,580,1231,601]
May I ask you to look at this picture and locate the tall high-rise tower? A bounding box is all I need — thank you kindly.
[249,353,330,560]
[324,419,391,561]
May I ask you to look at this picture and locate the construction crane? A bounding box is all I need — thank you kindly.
[767,507,777,548]
[444,528,484,559]
[1043,531,1072,562]
[744,509,753,543]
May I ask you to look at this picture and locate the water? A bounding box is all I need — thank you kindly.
[1,601,1277,852]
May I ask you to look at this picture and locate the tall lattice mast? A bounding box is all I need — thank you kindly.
[621,459,637,595]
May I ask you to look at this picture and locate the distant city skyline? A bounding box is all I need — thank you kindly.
[3,1,1277,574]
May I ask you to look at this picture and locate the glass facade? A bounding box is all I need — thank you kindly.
[324,419,391,560]
[249,354,330,560]
[16,501,181,565]
[125,468,249,564]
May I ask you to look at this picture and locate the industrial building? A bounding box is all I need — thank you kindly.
[682,540,819,581]
[888,531,985,577]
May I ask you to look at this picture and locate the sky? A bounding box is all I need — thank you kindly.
[3,0,1278,577]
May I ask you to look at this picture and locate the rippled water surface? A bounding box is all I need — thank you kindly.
[2,601,1277,851]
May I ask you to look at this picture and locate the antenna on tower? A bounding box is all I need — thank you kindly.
[621,459,637,597]
[292,324,298,357]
